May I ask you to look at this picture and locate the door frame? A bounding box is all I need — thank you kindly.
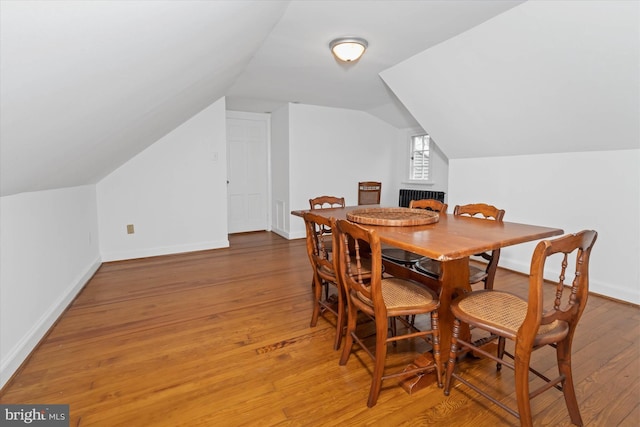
[226,110,272,233]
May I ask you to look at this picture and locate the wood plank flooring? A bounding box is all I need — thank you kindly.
[1,231,638,426]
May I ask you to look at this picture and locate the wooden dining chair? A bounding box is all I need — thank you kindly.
[381,199,448,266]
[444,230,597,427]
[415,203,505,290]
[334,218,442,407]
[308,195,345,243]
[309,195,345,210]
[358,181,381,205]
[302,212,345,350]
[303,209,375,351]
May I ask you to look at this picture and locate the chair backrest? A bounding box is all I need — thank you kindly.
[454,203,505,289]
[309,196,346,210]
[334,219,385,315]
[358,181,381,205]
[453,203,505,221]
[521,230,597,346]
[409,199,448,213]
[303,212,337,283]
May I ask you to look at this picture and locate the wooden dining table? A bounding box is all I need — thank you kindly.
[291,205,563,385]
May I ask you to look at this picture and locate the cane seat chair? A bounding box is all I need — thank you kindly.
[308,196,345,250]
[334,218,443,407]
[303,212,373,350]
[415,203,505,290]
[381,199,448,266]
[444,230,597,427]
[358,181,381,205]
[303,212,343,350]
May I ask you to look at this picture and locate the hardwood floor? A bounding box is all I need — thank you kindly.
[1,231,638,426]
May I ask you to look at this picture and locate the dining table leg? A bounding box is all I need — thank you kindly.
[438,257,472,355]
[397,257,471,394]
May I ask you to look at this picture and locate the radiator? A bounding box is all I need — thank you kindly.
[398,189,445,207]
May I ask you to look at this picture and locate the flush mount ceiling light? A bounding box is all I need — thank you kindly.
[329,37,368,62]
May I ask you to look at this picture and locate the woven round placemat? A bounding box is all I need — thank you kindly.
[347,207,439,226]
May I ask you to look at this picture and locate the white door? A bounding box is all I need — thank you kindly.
[226,112,269,234]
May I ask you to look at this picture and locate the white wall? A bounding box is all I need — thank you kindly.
[97,98,228,261]
[449,149,640,304]
[270,104,290,236]
[0,185,101,388]
[286,104,401,239]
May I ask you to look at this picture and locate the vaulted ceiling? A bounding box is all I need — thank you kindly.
[0,0,524,197]
[0,1,289,197]
[1,1,637,198]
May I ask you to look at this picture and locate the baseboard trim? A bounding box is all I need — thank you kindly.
[100,239,230,262]
[0,256,102,390]
[272,227,304,240]
[282,230,305,240]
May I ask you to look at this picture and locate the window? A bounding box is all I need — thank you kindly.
[409,134,431,181]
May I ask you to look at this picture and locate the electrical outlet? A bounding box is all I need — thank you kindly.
[127,224,135,234]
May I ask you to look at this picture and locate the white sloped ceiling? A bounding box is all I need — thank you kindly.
[1,0,529,197]
[381,0,639,160]
[11,1,633,196]
[0,0,289,196]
